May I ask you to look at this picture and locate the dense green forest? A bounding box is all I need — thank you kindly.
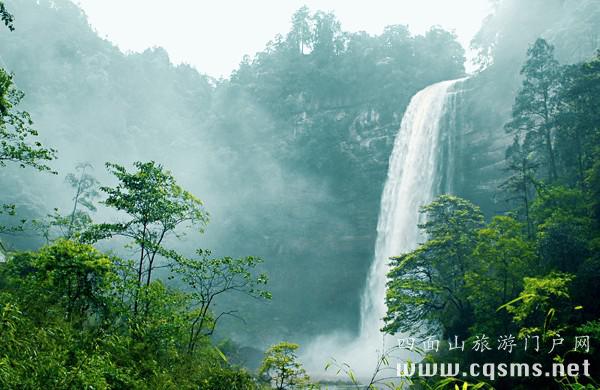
[1,0,600,388]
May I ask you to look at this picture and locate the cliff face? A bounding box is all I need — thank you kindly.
[450,75,515,216]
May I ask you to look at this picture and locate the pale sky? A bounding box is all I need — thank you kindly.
[73,0,493,78]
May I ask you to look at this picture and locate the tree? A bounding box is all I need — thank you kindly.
[556,52,600,187]
[311,11,342,62]
[465,216,537,335]
[85,161,208,316]
[173,249,271,354]
[500,272,575,340]
[0,67,56,236]
[384,195,484,338]
[0,1,14,31]
[0,68,56,171]
[65,163,100,238]
[530,185,592,273]
[288,6,312,55]
[259,342,311,390]
[500,135,539,237]
[505,38,561,182]
[33,163,99,242]
[0,4,55,238]
[415,27,466,81]
[4,240,116,323]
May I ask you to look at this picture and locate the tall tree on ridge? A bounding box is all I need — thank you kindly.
[501,135,539,237]
[289,6,312,55]
[506,38,561,183]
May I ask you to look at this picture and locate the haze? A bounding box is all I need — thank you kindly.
[73,0,492,77]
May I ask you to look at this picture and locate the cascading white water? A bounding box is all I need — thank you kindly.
[304,78,465,380]
[359,78,464,343]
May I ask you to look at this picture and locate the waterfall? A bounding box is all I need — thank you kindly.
[304,78,465,380]
[359,78,464,343]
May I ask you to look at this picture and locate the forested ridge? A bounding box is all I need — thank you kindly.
[1,0,600,388]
